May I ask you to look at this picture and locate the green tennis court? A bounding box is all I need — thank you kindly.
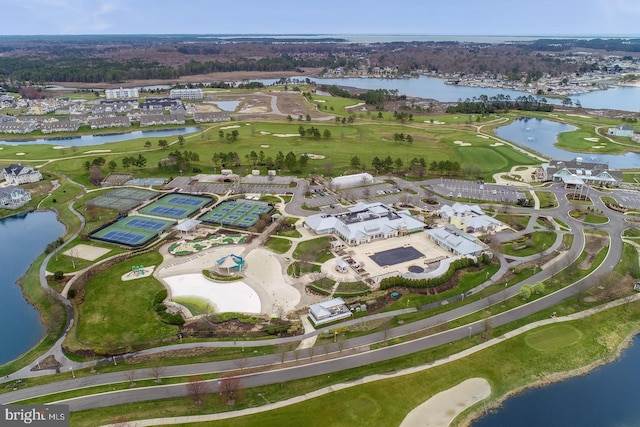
[139,194,213,219]
[199,199,274,228]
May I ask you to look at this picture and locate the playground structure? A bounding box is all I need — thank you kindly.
[132,265,146,276]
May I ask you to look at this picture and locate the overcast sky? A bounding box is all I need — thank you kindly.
[2,0,640,36]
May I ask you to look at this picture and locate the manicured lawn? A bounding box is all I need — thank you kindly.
[535,191,558,208]
[69,300,640,427]
[276,228,302,238]
[623,228,640,238]
[569,209,609,224]
[265,237,293,254]
[73,252,178,350]
[495,214,530,230]
[172,296,214,316]
[502,231,557,257]
[293,236,333,263]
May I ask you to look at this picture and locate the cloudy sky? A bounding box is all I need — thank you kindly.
[2,0,639,36]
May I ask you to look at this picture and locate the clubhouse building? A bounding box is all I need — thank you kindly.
[304,202,425,246]
[539,157,622,187]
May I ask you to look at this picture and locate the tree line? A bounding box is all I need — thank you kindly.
[446,94,554,114]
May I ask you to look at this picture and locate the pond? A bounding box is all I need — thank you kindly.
[0,211,65,365]
[495,117,640,169]
[0,127,200,147]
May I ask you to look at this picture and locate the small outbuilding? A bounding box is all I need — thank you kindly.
[330,173,374,190]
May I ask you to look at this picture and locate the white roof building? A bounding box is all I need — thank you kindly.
[439,203,501,233]
[305,202,425,246]
[425,225,487,257]
[308,298,352,326]
[329,173,374,190]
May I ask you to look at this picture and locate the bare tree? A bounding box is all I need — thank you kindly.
[124,370,136,387]
[147,357,164,384]
[218,374,242,406]
[234,356,250,372]
[294,348,301,361]
[308,345,315,360]
[277,344,288,364]
[337,337,346,353]
[67,247,79,270]
[187,375,209,407]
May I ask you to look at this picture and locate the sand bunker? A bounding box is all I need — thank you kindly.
[305,153,326,159]
[15,152,25,156]
[399,378,491,427]
[425,120,446,124]
[85,149,112,154]
[273,133,300,138]
[52,146,65,150]
[242,106,268,113]
[220,125,241,130]
[64,244,111,261]
[259,131,271,135]
[345,102,365,109]
[592,145,605,148]
[567,114,592,119]
[584,137,600,142]
[453,140,472,146]
[260,144,270,148]
[165,273,261,314]
[490,142,504,147]
[315,100,326,103]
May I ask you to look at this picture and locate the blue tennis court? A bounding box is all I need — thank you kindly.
[148,206,188,217]
[126,218,167,231]
[101,230,146,244]
[167,196,205,206]
[199,199,274,228]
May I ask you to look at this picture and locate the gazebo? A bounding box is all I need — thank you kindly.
[175,218,201,236]
[215,254,245,274]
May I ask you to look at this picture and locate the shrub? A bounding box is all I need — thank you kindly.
[159,311,185,325]
[379,257,477,289]
[153,289,168,305]
[53,271,64,280]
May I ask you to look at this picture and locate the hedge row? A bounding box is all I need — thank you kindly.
[380,257,477,289]
[334,290,370,298]
[307,283,332,296]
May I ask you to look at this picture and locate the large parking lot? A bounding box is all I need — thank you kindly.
[612,190,640,209]
[306,182,405,208]
[429,179,524,204]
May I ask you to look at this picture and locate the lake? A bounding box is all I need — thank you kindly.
[0,211,65,365]
[257,75,640,112]
[494,117,640,169]
[473,335,640,427]
[0,126,200,147]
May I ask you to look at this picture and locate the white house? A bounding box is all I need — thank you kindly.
[169,88,203,100]
[0,186,31,208]
[439,203,502,233]
[105,87,139,99]
[607,125,634,137]
[3,164,43,185]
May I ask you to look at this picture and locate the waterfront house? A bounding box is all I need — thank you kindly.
[607,125,634,137]
[3,163,43,185]
[0,186,31,209]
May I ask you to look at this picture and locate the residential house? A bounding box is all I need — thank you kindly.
[138,113,185,127]
[88,116,131,129]
[0,186,32,209]
[40,119,81,134]
[105,87,140,99]
[193,112,231,123]
[0,121,36,134]
[3,163,43,184]
[607,125,634,137]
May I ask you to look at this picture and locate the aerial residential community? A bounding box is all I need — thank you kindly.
[2,3,640,427]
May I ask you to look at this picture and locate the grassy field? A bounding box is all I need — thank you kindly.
[68,299,640,427]
[502,231,557,257]
[172,297,214,316]
[535,191,558,208]
[293,237,333,263]
[264,237,293,254]
[2,118,540,187]
[70,252,178,351]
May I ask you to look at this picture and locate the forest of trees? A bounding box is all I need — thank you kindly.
[445,95,554,114]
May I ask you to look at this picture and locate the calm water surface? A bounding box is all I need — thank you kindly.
[0,211,65,364]
[495,117,640,169]
[473,335,640,427]
[0,127,200,147]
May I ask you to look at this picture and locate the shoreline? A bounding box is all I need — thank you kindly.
[459,329,638,426]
